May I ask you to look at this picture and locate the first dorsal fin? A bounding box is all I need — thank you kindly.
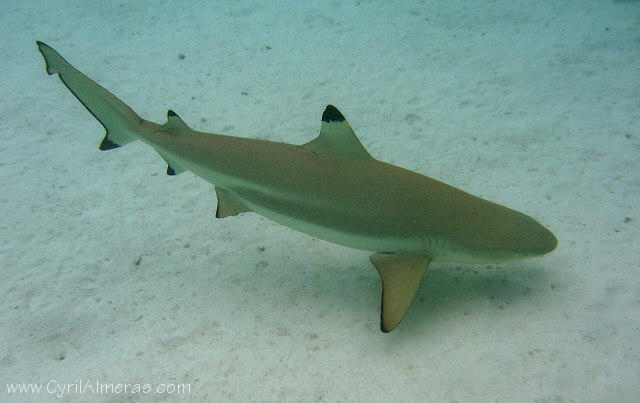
[162,110,190,131]
[302,105,371,160]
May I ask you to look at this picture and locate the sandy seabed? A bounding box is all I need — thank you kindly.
[1,1,639,402]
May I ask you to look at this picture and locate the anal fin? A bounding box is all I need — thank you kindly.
[370,253,431,332]
[158,152,186,176]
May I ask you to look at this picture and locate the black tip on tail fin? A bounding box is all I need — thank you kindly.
[36,41,57,75]
[37,41,141,150]
[99,133,122,150]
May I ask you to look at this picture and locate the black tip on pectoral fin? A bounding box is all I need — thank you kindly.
[370,253,431,332]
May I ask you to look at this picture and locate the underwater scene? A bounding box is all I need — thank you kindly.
[1,1,638,401]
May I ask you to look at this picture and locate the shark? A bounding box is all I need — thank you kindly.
[36,41,557,332]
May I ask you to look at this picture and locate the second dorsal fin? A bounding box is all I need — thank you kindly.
[162,110,190,131]
[302,105,371,160]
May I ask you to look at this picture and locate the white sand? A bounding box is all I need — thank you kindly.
[1,0,639,401]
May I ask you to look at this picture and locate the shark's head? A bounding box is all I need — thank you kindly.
[440,205,557,264]
[505,214,557,258]
[476,208,557,263]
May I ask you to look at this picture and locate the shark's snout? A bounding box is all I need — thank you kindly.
[534,224,558,255]
[513,216,557,257]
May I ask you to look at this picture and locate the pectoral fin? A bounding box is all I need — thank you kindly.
[370,253,431,332]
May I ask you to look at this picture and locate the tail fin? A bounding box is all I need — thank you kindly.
[36,41,142,150]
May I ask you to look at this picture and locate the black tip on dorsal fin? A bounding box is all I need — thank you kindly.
[162,109,190,131]
[301,105,371,160]
[322,105,345,123]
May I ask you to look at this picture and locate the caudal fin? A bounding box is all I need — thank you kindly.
[36,41,142,150]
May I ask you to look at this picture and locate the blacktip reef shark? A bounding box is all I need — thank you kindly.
[36,41,557,332]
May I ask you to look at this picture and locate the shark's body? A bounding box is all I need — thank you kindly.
[37,41,557,332]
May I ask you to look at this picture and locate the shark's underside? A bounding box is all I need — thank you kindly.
[36,41,557,332]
